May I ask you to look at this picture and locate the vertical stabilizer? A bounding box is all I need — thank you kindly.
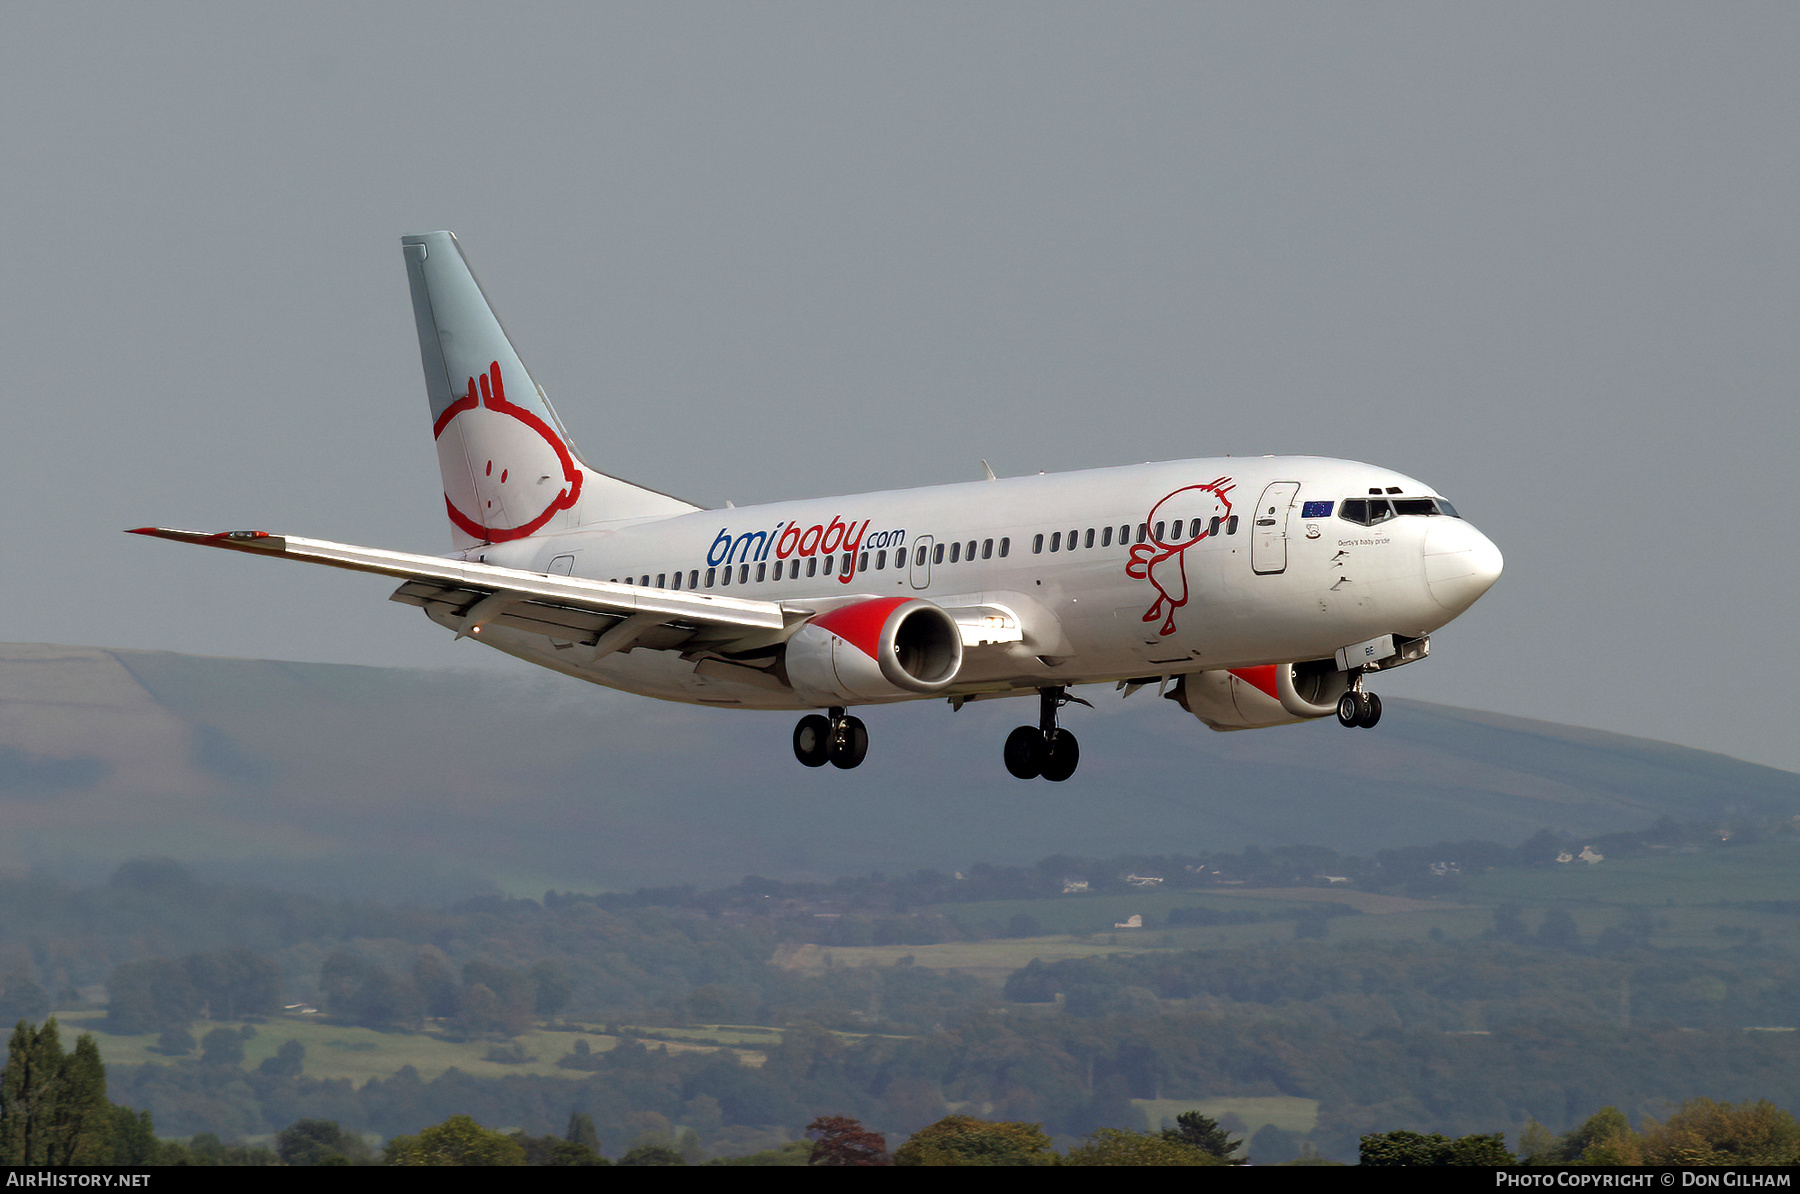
[401,231,699,548]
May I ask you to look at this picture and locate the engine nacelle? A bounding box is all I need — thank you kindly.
[1166,660,1351,731]
[786,597,963,705]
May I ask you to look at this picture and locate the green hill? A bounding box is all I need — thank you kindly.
[2,643,1794,897]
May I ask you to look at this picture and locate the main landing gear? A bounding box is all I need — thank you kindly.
[1336,676,1383,729]
[793,707,869,770]
[1004,686,1089,782]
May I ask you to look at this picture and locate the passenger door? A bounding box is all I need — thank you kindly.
[1251,482,1301,575]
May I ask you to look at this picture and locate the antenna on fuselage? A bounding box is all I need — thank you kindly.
[981,460,997,481]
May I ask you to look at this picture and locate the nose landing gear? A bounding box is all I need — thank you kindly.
[1336,680,1383,729]
[1004,687,1088,781]
[793,707,869,769]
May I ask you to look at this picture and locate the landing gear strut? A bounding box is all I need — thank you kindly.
[793,707,869,769]
[1335,675,1383,729]
[1004,687,1087,781]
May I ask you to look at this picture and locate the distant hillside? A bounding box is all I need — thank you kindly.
[1,643,1794,898]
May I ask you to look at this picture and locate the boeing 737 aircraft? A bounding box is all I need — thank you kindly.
[133,231,1502,781]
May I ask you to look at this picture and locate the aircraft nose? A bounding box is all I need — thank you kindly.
[1422,519,1503,614]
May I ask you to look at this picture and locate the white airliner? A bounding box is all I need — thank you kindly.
[133,231,1502,781]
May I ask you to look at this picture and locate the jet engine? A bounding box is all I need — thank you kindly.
[785,596,963,705]
[1166,660,1351,731]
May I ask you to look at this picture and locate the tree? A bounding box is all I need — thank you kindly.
[618,1143,687,1166]
[566,1111,601,1153]
[806,1115,890,1166]
[1641,1099,1800,1166]
[1557,1106,1641,1166]
[199,1027,244,1068]
[893,1116,1057,1166]
[0,1020,114,1165]
[1360,1130,1515,1166]
[257,1038,305,1078]
[385,1114,527,1165]
[105,959,200,1035]
[1162,1110,1244,1163]
[276,1118,371,1166]
[1066,1127,1224,1166]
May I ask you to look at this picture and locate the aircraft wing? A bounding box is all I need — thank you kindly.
[127,527,790,655]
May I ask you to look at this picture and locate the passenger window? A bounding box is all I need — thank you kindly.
[807,557,818,577]
[966,540,976,560]
[823,554,834,575]
[1154,522,1165,543]
[690,570,699,589]
[1138,523,1148,543]
[842,552,852,574]
[934,543,945,564]
[950,541,961,563]
[719,566,731,585]
[1033,534,1043,554]
[1101,526,1112,547]
[859,551,868,572]
[670,572,681,590]
[640,575,649,587]
[756,562,766,582]
[656,574,666,588]
[1084,528,1094,548]
[999,537,1010,557]
[1050,531,1061,552]
[1209,516,1220,536]
[983,539,994,559]
[705,568,716,587]
[875,550,886,570]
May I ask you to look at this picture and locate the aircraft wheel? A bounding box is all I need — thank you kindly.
[1358,692,1382,729]
[1336,692,1361,728]
[793,714,832,767]
[829,715,869,769]
[1003,725,1043,780]
[1040,729,1080,782]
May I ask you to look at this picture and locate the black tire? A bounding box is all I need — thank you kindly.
[1003,725,1043,780]
[1359,692,1382,729]
[829,715,869,769]
[793,714,832,767]
[1040,729,1080,782]
[1336,692,1361,728]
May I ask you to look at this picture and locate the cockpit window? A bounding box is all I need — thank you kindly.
[1339,498,1392,526]
[1342,496,1461,524]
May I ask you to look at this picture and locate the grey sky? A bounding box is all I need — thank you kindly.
[6,4,1796,773]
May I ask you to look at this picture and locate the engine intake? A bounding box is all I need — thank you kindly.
[786,597,963,704]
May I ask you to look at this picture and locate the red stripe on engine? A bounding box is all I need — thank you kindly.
[810,597,912,660]
[1231,665,1281,700]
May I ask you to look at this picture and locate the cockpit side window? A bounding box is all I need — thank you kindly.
[1338,498,1395,527]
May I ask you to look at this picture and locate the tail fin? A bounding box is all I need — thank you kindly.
[401,231,698,548]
